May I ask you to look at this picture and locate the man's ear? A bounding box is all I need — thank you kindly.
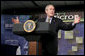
[45,10,47,14]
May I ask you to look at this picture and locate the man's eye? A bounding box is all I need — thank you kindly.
[50,8,54,10]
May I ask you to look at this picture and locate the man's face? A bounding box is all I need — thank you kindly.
[45,5,55,17]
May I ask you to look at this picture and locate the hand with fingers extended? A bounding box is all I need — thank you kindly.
[74,15,80,24]
[12,16,20,24]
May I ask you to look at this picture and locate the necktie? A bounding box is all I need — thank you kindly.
[48,18,50,23]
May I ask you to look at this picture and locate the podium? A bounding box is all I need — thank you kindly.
[12,21,56,55]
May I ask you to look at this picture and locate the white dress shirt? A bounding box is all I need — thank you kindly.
[45,16,52,24]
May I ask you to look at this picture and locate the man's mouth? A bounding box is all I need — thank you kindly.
[51,13,53,14]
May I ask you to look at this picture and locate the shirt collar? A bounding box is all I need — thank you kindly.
[46,16,53,23]
[46,16,52,19]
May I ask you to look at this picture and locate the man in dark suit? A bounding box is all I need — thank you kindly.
[12,4,80,55]
[37,4,80,55]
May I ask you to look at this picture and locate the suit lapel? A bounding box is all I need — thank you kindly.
[51,17,55,24]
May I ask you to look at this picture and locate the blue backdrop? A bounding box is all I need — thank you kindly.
[1,15,31,55]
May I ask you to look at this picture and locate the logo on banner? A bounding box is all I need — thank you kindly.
[23,20,36,32]
[54,13,79,20]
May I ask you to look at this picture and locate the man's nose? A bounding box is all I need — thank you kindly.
[51,9,54,11]
[51,10,54,12]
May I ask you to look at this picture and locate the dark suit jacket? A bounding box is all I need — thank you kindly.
[37,17,76,55]
[37,17,76,31]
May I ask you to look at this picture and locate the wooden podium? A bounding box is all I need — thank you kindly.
[12,21,56,55]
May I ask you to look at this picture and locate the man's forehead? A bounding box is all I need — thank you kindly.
[48,5,55,9]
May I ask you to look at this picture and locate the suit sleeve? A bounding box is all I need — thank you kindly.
[58,19,76,31]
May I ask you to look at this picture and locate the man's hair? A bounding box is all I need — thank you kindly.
[45,4,55,11]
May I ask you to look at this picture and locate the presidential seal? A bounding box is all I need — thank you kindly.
[23,20,36,32]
